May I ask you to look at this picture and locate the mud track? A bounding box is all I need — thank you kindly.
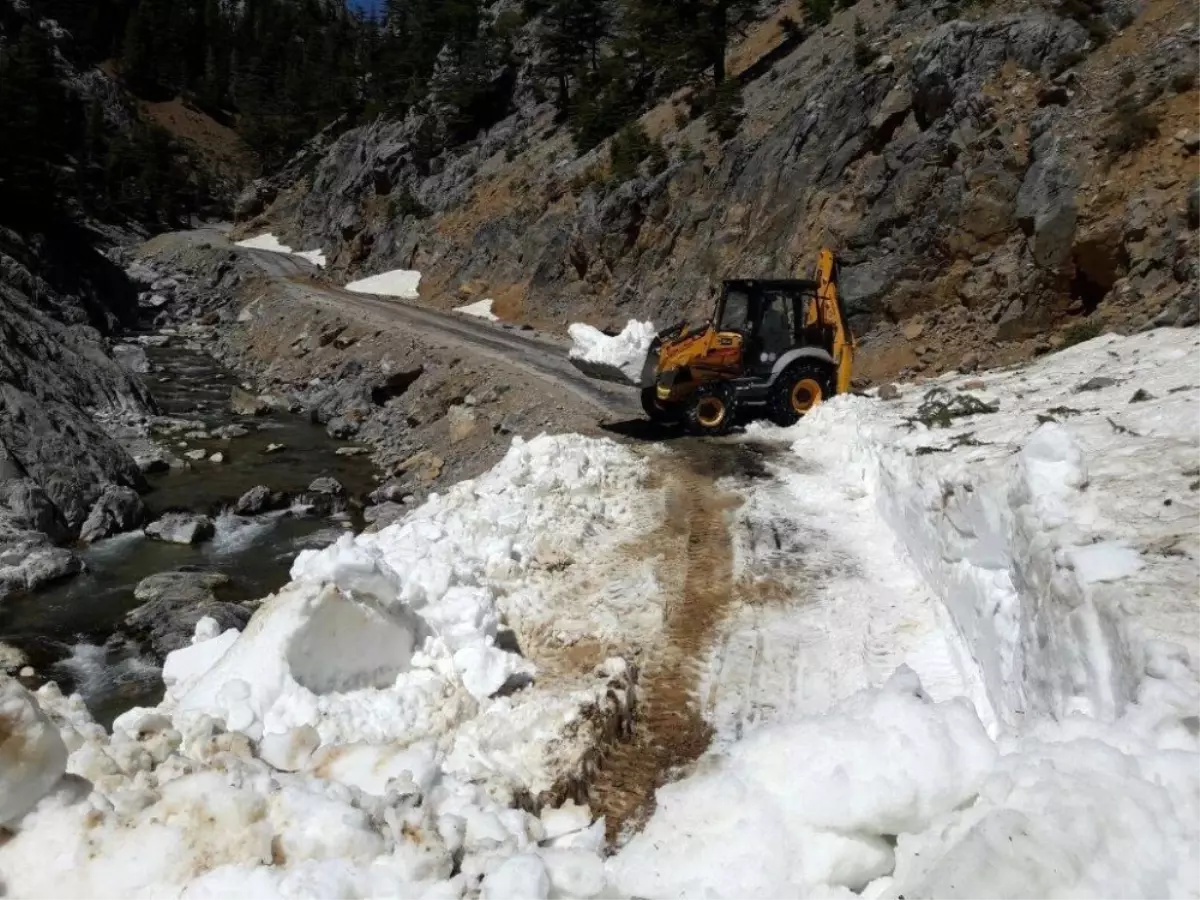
[587,440,774,842]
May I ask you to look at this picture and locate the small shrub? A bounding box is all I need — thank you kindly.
[1118,69,1136,89]
[853,36,880,69]
[390,187,429,220]
[570,163,608,195]
[705,80,745,141]
[1060,319,1103,348]
[676,138,698,161]
[1171,70,1198,94]
[804,0,833,27]
[853,17,865,37]
[1105,94,1160,155]
[779,14,804,39]
[608,123,668,182]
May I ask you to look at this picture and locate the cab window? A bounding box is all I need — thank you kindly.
[718,289,751,331]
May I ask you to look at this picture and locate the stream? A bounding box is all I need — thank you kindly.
[0,340,377,727]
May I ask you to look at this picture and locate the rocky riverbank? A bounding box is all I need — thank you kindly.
[128,229,619,515]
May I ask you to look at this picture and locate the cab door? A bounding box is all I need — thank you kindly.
[748,289,796,376]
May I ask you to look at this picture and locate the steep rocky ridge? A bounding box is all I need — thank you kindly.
[0,226,150,598]
[245,0,1199,381]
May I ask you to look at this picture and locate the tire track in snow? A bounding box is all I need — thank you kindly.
[586,441,769,843]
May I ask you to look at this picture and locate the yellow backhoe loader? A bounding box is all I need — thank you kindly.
[639,249,854,436]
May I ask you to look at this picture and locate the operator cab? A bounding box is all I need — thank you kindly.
[714,278,832,377]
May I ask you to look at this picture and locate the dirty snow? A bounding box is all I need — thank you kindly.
[344,268,422,299]
[568,319,656,385]
[1,330,1197,898]
[234,233,327,268]
[455,298,500,321]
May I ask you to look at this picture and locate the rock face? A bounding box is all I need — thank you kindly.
[125,570,251,658]
[0,227,150,598]
[144,513,216,545]
[248,0,1197,371]
[79,486,147,544]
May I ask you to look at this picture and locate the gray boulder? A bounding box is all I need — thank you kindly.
[1015,128,1081,271]
[126,570,250,658]
[364,501,406,532]
[234,485,280,516]
[145,513,215,544]
[308,476,345,496]
[230,386,270,417]
[112,344,150,375]
[79,485,147,543]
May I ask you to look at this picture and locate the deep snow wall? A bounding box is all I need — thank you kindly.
[805,328,1199,726]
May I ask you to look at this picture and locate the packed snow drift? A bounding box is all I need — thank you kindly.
[1,329,1196,899]
[344,268,422,299]
[568,319,656,386]
[234,233,327,268]
[455,298,500,321]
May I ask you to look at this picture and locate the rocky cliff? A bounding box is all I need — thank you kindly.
[244,0,1199,381]
[0,226,151,598]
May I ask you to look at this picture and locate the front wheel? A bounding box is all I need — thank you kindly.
[769,362,833,426]
[641,386,682,425]
[684,382,737,436]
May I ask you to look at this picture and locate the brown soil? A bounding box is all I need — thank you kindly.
[586,449,743,842]
[142,98,259,182]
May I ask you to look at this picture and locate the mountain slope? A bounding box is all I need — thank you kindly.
[244,0,1199,381]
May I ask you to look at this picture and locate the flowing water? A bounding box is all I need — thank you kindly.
[0,340,376,726]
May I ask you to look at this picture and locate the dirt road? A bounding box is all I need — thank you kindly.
[204,228,639,418]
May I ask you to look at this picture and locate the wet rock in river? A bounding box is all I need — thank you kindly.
[126,569,250,658]
[308,476,345,496]
[230,386,270,417]
[79,486,147,544]
[144,513,215,544]
[234,485,284,515]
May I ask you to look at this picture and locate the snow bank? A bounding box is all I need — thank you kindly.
[568,319,656,386]
[611,669,994,897]
[0,435,654,898]
[345,268,422,299]
[787,328,1200,725]
[455,298,499,321]
[234,233,327,269]
[0,676,67,826]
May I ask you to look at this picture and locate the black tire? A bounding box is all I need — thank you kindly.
[684,382,738,436]
[641,386,682,425]
[769,362,833,426]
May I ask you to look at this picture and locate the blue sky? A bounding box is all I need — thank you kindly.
[346,0,384,13]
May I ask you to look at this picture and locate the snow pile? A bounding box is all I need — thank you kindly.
[568,319,656,386]
[345,268,422,299]
[234,233,327,268]
[611,668,995,897]
[455,298,500,321]
[0,435,653,898]
[0,677,67,826]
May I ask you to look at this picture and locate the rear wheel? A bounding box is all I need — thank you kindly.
[769,362,832,426]
[684,382,737,436]
[641,386,682,425]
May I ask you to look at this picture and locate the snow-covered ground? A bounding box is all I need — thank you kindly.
[455,298,499,321]
[567,320,656,386]
[344,268,422,299]
[1,329,1196,898]
[615,327,1200,898]
[234,233,327,268]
